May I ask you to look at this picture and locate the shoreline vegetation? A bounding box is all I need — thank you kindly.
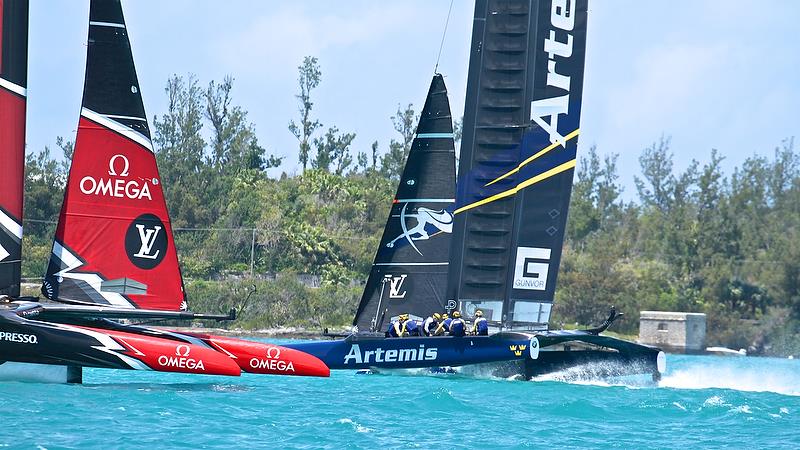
[20,58,800,357]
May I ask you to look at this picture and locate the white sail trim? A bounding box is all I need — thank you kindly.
[0,210,23,239]
[81,108,154,152]
[89,21,126,28]
[393,198,455,203]
[51,241,136,309]
[415,133,454,139]
[0,78,26,97]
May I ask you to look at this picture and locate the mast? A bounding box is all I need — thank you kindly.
[447,0,588,329]
[0,0,28,297]
[353,74,456,331]
[42,0,187,311]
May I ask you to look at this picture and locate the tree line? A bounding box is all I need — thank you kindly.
[20,57,800,355]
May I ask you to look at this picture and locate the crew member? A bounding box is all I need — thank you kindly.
[434,313,450,336]
[449,311,466,337]
[471,310,488,336]
[387,313,410,337]
[405,315,419,336]
[423,313,442,336]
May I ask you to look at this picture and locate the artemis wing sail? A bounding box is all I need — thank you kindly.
[353,74,456,331]
[447,0,588,329]
[42,0,186,311]
[0,0,27,297]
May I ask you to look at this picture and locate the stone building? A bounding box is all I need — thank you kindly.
[639,311,706,352]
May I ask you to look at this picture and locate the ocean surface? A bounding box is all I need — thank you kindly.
[2,339,799,449]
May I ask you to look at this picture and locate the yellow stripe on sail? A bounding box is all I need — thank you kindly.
[484,128,580,187]
[455,159,576,215]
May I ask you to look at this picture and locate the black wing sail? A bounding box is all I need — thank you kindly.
[447,0,588,329]
[353,74,456,331]
[0,0,28,297]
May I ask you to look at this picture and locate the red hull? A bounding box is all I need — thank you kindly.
[176,332,330,378]
[79,326,241,377]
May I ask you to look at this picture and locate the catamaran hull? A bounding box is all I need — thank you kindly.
[285,332,536,370]
[286,331,664,380]
[0,309,241,379]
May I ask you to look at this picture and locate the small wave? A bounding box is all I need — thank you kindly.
[337,418,373,434]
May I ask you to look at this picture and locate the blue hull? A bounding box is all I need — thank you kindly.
[285,332,535,370]
[286,330,665,380]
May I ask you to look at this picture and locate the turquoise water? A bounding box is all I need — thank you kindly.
[2,340,799,449]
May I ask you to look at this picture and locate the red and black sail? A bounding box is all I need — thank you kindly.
[43,0,186,311]
[0,0,27,297]
[352,74,456,331]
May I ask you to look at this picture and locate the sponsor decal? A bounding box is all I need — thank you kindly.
[157,344,205,371]
[529,337,540,360]
[387,274,408,299]
[509,344,527,357]
[531,0,577,145]
[343,343,438,365]
[0,332,38,344]
[248,345,296,372]
[79,154,155,201]
[513,247,551,291]
[386,204,453,255]
[125,213,168,269]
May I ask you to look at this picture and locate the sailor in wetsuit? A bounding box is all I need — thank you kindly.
[405,316,420,336]
[449,311,466,337]
[387,313,410,337]
[390,313,420,337]
[422,313,442,336]
[434,313,450,336]
[471,310,488,336]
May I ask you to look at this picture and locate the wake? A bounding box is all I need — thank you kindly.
[659,361,800,396]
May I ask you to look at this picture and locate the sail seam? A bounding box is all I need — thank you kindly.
[81,108,154,152]
[0,78,26,97]
[455,159,577,215]
[485,128,579,187]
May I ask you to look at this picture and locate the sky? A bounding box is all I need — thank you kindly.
[26,0,800,198]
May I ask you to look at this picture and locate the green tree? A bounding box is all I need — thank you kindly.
[380,103,417,179]
[288,56,323,172]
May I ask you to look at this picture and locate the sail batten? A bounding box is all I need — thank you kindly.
[43,0,186,311]
[353,74,456,331]
[447,0,588,329]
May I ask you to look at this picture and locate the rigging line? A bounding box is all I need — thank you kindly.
[434,0,455,74]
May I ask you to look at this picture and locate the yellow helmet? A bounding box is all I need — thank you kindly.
[433,313,442,320]
[452,311,462,318]
[399,313,409,320]
[475,310,483,317]
[442,313,449,319]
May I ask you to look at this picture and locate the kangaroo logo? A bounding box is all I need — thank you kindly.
[386,204,453,255]
[125,213,168,269]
